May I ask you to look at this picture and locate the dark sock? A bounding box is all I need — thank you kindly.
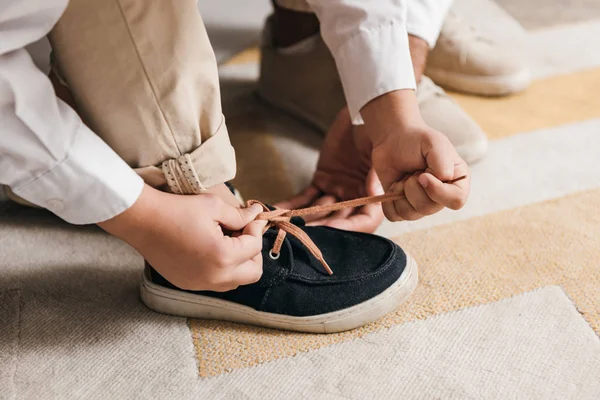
[225,182,236,195]
[271,0,320,47]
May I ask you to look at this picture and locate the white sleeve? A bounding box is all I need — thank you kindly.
[406,0,453,47]
[0,0,144,225]
[306,0,416,125]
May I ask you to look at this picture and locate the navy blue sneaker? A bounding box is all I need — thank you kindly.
[140,211,417,333]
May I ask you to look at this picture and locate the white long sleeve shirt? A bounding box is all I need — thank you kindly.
[0,0,449,225]
[308,0,415,124]
[0,0,144,224]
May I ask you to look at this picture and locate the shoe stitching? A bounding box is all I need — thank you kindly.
[288,242,401,285]
[259,287,273,312]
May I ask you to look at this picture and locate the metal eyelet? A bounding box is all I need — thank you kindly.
[269,250,280,260]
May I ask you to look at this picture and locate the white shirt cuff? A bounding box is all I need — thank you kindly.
[333,21,417,125]
[406,0,453,48]
[13,123,144,225]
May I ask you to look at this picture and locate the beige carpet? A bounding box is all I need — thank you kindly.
[188,287,600,398]
[190,188,600,377]
[192,0,600,386]
[1,0,600,398]
[0,290,20,400]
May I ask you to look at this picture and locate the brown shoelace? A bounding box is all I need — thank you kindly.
[249,175,467,275]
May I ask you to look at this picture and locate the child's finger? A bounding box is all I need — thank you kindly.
[422,134,456,182]
[419,171,469,210]
[404,174,444,216]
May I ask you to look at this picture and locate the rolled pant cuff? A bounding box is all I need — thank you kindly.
[136,117,236,194]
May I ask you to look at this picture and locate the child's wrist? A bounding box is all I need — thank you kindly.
[360,89,424,145]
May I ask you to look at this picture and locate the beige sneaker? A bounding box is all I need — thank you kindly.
[417,76,487,164]
[258,16,488,163]
[3,186,41,208]
[258,18,344,133]
[426,12,530,96]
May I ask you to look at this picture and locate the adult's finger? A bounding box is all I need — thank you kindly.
[351,203,385,232]
[321,207,383,233]
[329,107,353,136]
[329,207,355,221]
[299,194,338,222]
[311,202,383,233]
[365,168,384,197]
[274,186,320,210]
[306,206,353,227]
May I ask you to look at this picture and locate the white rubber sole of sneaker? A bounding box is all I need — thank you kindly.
[426,68,531,96]
[140,255,418,334]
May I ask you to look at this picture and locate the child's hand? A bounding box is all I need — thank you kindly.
[360,89,471,221]
[99,185,267,291]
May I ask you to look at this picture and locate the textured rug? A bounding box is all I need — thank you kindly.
[1,0,600,398]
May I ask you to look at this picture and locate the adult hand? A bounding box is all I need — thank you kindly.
[276,108,384,233]
[99,185,267,291]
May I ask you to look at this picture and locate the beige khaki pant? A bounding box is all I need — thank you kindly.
[49,0,316,196]
[49,0,238,195]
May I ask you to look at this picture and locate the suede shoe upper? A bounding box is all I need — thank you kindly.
[149,217,407,317]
